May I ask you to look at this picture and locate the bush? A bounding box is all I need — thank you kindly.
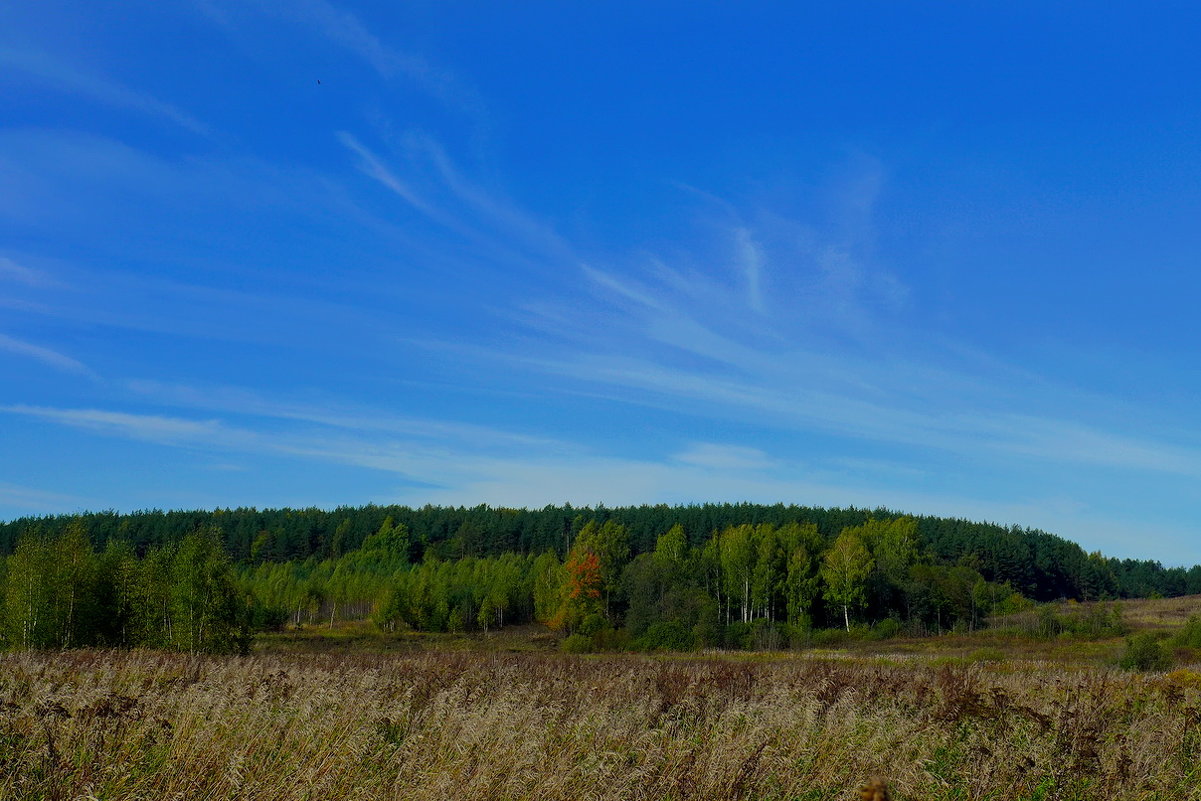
[636,621,695,652]
[578,613,606,637]
[560,633,592,654]
[722,622,752,649]
[1034,606,1066,639]
[591,626,630,651]
[810,628,850,648]
[1172,615,1201,649]
[249,603,289,632]
[1119,632,1172,672]
[691,617,722,648]
[871,618,902,640]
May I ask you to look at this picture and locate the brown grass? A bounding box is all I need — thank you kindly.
[1,649,1198,800]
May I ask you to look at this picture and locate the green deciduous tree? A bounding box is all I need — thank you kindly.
[821,529,874,631]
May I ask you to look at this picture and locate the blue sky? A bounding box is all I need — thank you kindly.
[3,2,1201,564]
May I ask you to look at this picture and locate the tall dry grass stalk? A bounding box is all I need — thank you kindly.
[0,650,1196,800]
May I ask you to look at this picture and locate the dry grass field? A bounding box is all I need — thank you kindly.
[3,649,1201,801]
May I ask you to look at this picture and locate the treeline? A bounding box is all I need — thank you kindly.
[0,522,250,653]
[1,507,1192,654]
[241,516,1029,650]
[2,503,1197,602]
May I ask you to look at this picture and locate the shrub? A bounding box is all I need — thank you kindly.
[1171,615,1201,649]
[578,613,606,637]
[811,628,850,648]
[560,633,592,654]
[591,626,630,651]
[871,618,902,640]
[1119,632,1172,672]
[1034,606,1066,639]
[847,623,872,641]
[722,622,752,649]
[636,621,695,652]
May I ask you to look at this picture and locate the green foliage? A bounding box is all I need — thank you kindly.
[560,633,592,653]
[0,521,250,654]
[5,504,1187,656]
[170,528,250,654]
[871,617,902,640]
[1171,615,1201,649]
[578,613,606,637]
[1119,632,1172,672]
[810,628,851,648]
[6,502,1187,605]
[821,530,874,630]
[636,621,695,652]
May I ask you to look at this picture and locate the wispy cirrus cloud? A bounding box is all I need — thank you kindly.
[0,402,1038,526]
[199,0,484,118]
[0,257,62,288]
[674,442,778,471]
[1,406,220,443]
[338,131,578,278]
[124,379,572,452]
[0,47,210,136]
[0,334,92,376]
[733,227,766,314]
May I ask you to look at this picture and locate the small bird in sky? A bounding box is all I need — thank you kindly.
[316,79,321,84]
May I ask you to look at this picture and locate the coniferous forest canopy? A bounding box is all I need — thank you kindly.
[1,503,1197,654]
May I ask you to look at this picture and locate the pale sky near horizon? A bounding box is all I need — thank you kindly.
[3,2,1201,564]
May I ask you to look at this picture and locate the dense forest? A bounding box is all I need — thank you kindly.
[1,504,1196,653]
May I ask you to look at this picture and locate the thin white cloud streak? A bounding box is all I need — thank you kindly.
[0,334,92,376]
[124,379,572,452]
[201,0,484,117]
[581,265,664,310]
[0,403,575,481]
[674,443,777,471]
[408,133,575,260]
[734,227,766,313]
[295,0,481,113]
[0,47,210,136]
[2,406,221,443]
[338,132,440,218]
[339,132,578,275]
[527,349,1201,479]
[0,257,60,288]
[0,404,1020,525]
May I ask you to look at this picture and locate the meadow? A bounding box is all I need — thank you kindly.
[4,641,1201,801]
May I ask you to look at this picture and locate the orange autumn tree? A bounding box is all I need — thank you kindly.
[566,550,602,603]
[556,549,602,631]
[542,547,600,629]
[531,520,631,632]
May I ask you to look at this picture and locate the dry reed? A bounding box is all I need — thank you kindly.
[0,650,1195,800]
